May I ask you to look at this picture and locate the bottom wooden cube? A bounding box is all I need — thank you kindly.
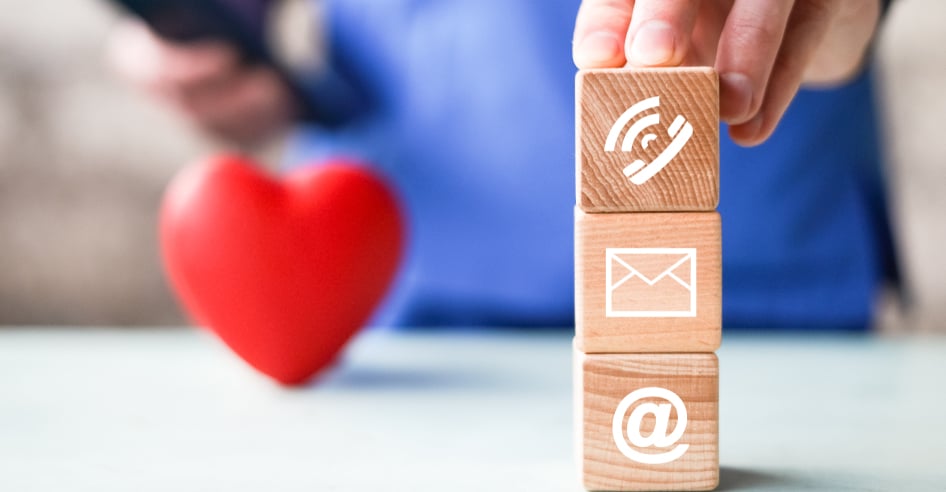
[577,351,718,491]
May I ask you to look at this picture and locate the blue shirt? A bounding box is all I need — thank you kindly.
[286,0,893,330]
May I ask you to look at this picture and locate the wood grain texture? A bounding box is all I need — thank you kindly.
[577,351,719,491]
[577,68,719,212]
[575,211,721,353]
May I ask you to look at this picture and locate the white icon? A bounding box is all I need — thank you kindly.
[604,96,693,185]
[605,248,696,318]
[613,387,689,465]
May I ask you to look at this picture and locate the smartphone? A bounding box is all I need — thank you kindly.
[106,0,362,126]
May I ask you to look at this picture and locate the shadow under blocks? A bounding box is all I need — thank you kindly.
[575,68,721,491]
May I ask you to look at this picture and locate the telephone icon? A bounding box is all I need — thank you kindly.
[604,96,694,185]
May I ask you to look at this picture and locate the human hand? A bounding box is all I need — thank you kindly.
[573,0,881,146]
[108,20,295,147]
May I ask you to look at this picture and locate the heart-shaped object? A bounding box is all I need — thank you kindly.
[160,155,404,385]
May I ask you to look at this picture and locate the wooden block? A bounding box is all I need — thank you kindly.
[575,210,721,353]
[577,351,719,491]
[577,68,719,212]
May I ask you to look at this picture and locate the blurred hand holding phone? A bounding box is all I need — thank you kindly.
[106,0,365,141]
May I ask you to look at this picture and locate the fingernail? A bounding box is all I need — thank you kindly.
[628,21,676,66]
[719,72,754,123]
[575,32,623,67]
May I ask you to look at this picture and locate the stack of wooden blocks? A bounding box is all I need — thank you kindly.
[575,68,721,491]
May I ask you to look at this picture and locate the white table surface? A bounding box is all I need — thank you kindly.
[1,328,944,491]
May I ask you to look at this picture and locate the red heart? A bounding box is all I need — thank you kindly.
[160,155,404,385]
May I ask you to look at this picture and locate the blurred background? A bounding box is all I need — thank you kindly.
[0,0,943,330]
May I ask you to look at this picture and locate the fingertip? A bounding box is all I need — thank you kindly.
[625,20,679,67]
[728,114,768,147]
[574,31,626,68]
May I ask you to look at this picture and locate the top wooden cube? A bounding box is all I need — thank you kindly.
[577,68,719,212]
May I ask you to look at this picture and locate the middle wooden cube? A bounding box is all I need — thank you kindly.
[575,210,721,353]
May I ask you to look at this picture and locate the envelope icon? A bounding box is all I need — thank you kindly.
[605,248,697,317]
